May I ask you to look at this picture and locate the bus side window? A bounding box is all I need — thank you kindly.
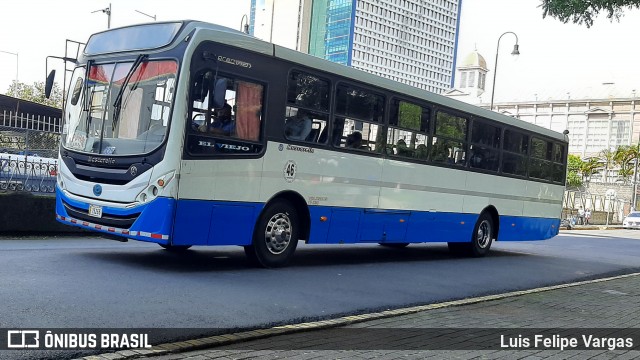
[431,111,468,166]
[387,99,429,160]
[285,70,330,145]
[332,83,384,153]
[284,106,328,144]
[187,74,264,155]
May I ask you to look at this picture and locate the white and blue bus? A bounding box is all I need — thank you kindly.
[53,21,568,267]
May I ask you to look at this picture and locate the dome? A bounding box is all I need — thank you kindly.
[461,51,487,69]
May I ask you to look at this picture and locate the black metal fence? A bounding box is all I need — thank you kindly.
[0,111,61,195]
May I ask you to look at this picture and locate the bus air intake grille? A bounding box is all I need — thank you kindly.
[62,201,140,229]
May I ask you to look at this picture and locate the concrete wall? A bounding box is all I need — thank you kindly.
[0,192,82,233]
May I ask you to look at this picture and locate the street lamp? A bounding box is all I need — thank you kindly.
[0,50,18,86]
[135,9,156,21]
[240,14,250,34]
[92,3,112,29]
[490,31,520,111]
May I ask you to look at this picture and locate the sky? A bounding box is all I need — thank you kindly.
[0,0,638,103]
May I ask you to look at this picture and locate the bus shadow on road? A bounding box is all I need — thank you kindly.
[80,243,528,272]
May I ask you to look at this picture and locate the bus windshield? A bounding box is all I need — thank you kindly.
[62,59,178,156]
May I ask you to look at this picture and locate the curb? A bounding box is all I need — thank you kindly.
[75,271,640,360]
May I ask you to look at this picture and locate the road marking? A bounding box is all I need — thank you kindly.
[77,271,640,360]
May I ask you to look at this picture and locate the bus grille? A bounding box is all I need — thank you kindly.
[62,201,140,229]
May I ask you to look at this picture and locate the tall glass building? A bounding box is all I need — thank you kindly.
[306,0,462,94]
[250,0,461,94]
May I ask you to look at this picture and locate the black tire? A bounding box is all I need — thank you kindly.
[448,212,494,257]
[379,242,409,248]
[160,244,192,252]
[244,199,299,268]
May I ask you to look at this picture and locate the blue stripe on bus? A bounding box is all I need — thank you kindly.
[56,186,175,244]
[56,191,560,246]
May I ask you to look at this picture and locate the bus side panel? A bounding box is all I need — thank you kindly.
[173,200,213,246]
[173,200,259,246]
[326,209,360,244]
[358,210,409,242]
[405,211,476,243]
[208,203,258,246]
[498,216,560,241]
[307,206,331,244]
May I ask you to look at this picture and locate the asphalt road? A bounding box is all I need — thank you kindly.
[1,230,640,359]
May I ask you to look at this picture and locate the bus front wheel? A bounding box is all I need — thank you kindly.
[448,212,494,257]
[245,199,299,268]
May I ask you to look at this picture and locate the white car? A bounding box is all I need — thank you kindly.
[622,211,640,229]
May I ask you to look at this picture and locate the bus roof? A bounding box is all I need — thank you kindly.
[102,20,567,142]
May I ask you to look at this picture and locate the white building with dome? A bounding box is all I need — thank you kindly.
[445,50,640,158]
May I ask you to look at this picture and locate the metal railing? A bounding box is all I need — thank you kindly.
[0,111,61,195]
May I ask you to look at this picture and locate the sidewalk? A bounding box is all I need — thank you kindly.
[81,272,640,360]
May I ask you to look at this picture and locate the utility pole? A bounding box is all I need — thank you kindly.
[92,3,112,29]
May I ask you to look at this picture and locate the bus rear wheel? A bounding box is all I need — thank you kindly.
[245,199,299,268]
[448,212,494,257]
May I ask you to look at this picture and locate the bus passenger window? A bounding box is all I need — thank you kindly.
[432,111,468,166]
[284,107,328,144]
[332,84,384,154]
[502,130,529,177]
[387,99,429,160]
[332,118,381,153]
[187,74,264,155]
[431,137,466,165]
[285,71,331,144]
[469,121,501,172]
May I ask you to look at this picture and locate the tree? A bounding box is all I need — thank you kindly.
[541,0,640,28]
[6,81,63,109]
[567,154,584,187]
[614,145,638,184]
[580,157,601,183]
[598,149,616,183]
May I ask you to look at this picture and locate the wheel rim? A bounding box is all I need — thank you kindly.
[264,212,292,255]
[476,219,492,249]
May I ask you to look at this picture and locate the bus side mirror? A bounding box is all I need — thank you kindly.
[45,70,56,99]
[212,78,227,109]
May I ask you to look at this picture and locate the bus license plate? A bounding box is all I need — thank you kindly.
[88,205,103,218]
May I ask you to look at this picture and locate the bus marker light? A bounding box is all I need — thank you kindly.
[157,179,165,187]
[460,221,465,225]
[320,216,328,222]
[400,219,405,223]
[512,223,516,227]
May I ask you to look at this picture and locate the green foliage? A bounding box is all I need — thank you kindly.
[567,154,583,172]
[580,157,602,182]
[566,154,584,187]
[566,171,583,187]
[541,0,640,28]
[435,112,466,140]
[398,101,421,130]
[6,81,63,109]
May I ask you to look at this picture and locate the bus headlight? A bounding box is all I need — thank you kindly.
[136,171,175,204]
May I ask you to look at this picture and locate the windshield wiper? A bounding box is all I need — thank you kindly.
[111,54,148,128]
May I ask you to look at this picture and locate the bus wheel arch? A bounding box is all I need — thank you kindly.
[483,205,500,241]
[261,191,311,242]
[448,206,499,257]
[245,191,310,268]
